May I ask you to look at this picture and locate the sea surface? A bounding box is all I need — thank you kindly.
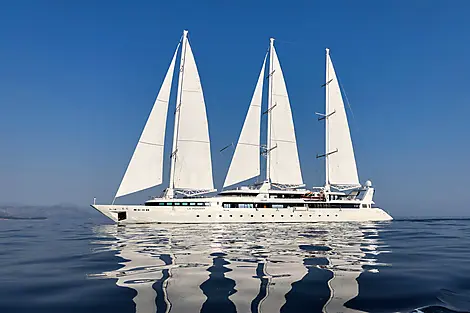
[0,206,469,313]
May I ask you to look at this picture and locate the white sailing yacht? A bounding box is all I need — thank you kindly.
[91,31,392,223]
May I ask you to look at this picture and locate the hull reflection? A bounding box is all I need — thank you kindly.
[90,222,389,313]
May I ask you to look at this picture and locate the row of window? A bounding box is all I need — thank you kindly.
[134,208,150,211]
[222,203,360,209]
[146,202,210,207]
[196,214,339,218]
[145,202,363,209]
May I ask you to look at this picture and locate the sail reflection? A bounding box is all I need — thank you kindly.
[90,222,389,313]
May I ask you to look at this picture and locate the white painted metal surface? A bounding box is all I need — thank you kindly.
[91,203,392,224]
[92,186,392,224]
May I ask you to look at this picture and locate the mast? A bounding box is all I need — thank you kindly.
[168,30,188,198]
[266,37,275,183]
[325,48,331,192]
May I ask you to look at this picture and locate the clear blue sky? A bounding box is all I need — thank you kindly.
[1,0,469,216]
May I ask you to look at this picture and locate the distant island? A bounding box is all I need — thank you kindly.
[0,209,47,220]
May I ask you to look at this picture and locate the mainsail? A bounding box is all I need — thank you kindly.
[324,49,359,188]
[267,40,303,186]
[169,31,214,192]
[223,54,267,188]
[115,44,179,198]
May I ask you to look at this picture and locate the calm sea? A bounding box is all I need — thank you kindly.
[0,206,469,313]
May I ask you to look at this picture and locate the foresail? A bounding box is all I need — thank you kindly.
[115,44,179,198]
[173,38,214,190]
[326,51,359,187]
[223,54,267,188]
[268,45,303,186]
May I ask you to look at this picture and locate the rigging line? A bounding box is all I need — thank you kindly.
[272,39,302,46]
[336,75,361,134]
[219,142,234,153]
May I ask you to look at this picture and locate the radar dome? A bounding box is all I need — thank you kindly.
[365,180,372,187]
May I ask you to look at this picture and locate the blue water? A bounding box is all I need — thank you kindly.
[1,206,469,313]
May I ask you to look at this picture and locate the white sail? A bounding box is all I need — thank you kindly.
[325,49,359,187]
[268,43,303,186]
[171,34,214,191]
[223,54,267,188]
[115,44,179,198]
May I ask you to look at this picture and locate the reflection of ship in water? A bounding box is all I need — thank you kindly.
[90,222,388,313]
[322,223,387,313]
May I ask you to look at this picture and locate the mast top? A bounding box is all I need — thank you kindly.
[183,29,188,37]
[270,37,275,46]
[326,48,330,55]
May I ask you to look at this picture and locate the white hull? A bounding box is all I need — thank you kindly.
[91,204,392,224]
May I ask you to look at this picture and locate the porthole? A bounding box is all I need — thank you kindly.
[299,215,302,217]
[219,215,222,217]
[240,215,243,217]
[290,215,293,217]
[327,214,329,217]
[335,214,338,217]
[196,215,200,217]
[318,215,321,217]
[281,215,284,217]
[208,215,211,217]
[230,215,232,217]
[272,215,274,217]
[309,215,312,217]
[251,215,254,217]
[262,215,264,217]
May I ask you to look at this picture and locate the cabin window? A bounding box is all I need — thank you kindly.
[174,202,180,206]
[190,202,196,206]
[362,204,367,208]
[223,203,230,208]
[182,203,188,206]
[159,202,165,206]
[166,202,172,206]
[272,204,283,209]
[197,202,204,206]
